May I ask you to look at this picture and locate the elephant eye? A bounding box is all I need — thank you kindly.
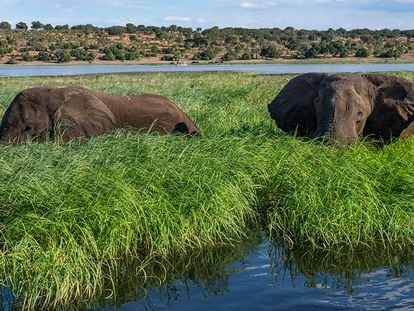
[24,124,34,132]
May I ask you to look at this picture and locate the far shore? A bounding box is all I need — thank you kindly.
[0,55,413,67]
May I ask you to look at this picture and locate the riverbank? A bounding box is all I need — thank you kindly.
[1,72,414,309]
[1,54,413,67]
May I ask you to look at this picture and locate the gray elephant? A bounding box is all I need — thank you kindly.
[0,86,200,143]
[268,73,414,145]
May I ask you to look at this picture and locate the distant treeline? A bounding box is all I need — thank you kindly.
[0,21,413,64]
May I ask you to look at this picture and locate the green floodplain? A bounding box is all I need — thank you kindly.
[1,72,414,309]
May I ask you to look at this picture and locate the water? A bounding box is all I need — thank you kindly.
[95,236,414,311]
[0,63,413,77]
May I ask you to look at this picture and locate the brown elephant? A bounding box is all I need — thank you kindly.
[400,121,414,141]
[0,86,200,143]
[268,73,414,145]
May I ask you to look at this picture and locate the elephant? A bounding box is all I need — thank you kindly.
[0,86,200,143]
[268,73,414,145]
[400,121,414,141]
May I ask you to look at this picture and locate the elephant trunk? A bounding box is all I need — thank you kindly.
[311,111,334,140]
[311,101,359,145]
[311,97,335,141]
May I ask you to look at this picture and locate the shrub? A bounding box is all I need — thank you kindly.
[260,46,280,58]
[240,52,253,60]
[161,55,177,61]
[102,52,115,61]
[126,47,140,60]
[222,52,236,61]
[55,50,72,63]
[193,48,218,60]
[22,52,34,61]
[36,51,52,61]
[355,47,369,57]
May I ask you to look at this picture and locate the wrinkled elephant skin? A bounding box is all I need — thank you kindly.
[268,73,414,145]
[0,87,200,143]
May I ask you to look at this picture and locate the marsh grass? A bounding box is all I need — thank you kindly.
[0,72,414,308]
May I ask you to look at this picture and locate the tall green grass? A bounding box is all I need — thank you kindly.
[0,72,414,309]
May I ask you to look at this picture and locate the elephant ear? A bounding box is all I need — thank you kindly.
[268,73,328,136]
[363,74,414,142]
[52,88,116,141]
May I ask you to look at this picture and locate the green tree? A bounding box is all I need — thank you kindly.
[339,48,349,58]
[125,23,136,33]
[44,24,53,30]
[86,52,96,62]
[163,47,175,54]
[31,21,44,29]
[106,26,125,35]
[304,46,319,58]
[355,47,369,57]
[193,48,218,60]
[55,50,71,63]
[126,47,140,60]
[379,47,405,60]
[55,24,69,30]
[71,48,88,61]
[240,52,253,60]
[0,21,11,30]
[102,52,115,61]
[16,22,28,30]
[222,52,236,61]
[225,35,239,44]
[150,45,159,55]
[260,46,280,58]
[22,52,34,61]
[36,51,52,61]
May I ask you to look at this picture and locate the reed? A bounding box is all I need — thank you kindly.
[0,72,413,308]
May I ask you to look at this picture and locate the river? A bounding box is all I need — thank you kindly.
[0,63,413,77]
[95,236,414,311]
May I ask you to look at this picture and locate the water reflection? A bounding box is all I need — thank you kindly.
[95,236,414,310]
[97,234,262,310]
[2,233,414,310]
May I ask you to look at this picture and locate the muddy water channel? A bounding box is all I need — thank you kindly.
[92,234,414,311]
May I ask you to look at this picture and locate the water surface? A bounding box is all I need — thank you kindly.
[0,63,413,77]
[96,236,414,311]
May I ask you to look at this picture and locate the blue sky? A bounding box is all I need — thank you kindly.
[0,0,413,30]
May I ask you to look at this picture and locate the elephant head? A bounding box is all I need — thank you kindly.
[312,73,376,145]
[268,73,414,145]
[0,87,116,143]
[0,89,52,143]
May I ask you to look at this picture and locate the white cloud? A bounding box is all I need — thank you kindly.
[238,0,383,8]
[53,4,73,12]
[240,1,275,8]
[108,0,151,9]
[240,2,260,8]
[164,16,192,22]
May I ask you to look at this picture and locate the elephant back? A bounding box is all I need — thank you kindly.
[363,74,414,142]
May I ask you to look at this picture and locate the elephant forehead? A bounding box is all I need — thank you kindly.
[324,76,371,98]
